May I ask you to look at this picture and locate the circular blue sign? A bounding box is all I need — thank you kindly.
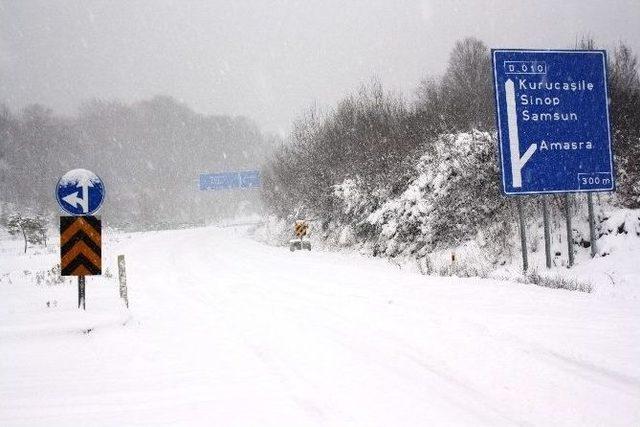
[56,169,105,215]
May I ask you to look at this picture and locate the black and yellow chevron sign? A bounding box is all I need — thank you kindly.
[294,221,308,238]
[60,216,102,276]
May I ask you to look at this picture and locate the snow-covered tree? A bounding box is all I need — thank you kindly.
[5,213,48,253]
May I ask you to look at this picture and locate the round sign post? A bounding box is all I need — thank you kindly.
[56,169,105,310]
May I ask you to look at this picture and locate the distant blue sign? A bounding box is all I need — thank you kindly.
[492,50,614,195]
[199,170,261,191]
[56,169,105,215]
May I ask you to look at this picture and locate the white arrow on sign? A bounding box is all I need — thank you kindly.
[62,176,93,213]
[506,78,537,188]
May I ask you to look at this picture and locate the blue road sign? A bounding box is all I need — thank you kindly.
[492,50,614,195]
[56,169,105,215]
[199,170,261,191]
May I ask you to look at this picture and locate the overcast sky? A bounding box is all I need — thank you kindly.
[1,0,639,134]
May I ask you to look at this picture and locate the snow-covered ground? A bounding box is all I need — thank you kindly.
[1,225,639,426]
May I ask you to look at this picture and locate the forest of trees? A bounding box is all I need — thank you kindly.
[262,37,640,253]
[0,96,272,229]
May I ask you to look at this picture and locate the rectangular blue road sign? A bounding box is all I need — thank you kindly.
[199,170,261,191]
[492,50,615,195]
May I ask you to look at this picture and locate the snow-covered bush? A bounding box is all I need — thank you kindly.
[260,37,640,278]
[252,216,291,247]
[365,131,509,257]
[262,130,522,264]
[521,270,592,293]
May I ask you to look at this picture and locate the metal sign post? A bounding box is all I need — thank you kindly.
[290,220,311,251]
[516,197,529,271]
[492,50,615,269]
[542,197,552,268]
[564,194,574,267]
[56,169,105,310]
[61,216,102,311]
[587,193,597,257]
[78,276,86,310]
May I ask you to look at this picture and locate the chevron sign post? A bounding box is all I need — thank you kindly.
[60,216,102,310]
[56,169,105,310]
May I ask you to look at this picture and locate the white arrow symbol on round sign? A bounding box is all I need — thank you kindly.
[61,177,93,213]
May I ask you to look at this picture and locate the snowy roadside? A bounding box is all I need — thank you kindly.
[0,230,130,337]
[253,131,640,298]
[252,206,640,299]
[1,225,639,426]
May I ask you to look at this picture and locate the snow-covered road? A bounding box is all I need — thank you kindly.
[1,226,639,426]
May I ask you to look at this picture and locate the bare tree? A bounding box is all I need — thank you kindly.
[416,37,494,132]
[609,43,640,207]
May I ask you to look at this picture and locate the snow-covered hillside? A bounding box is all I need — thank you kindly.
[1,225,639,426]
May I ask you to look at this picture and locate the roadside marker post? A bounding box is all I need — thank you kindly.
[290,220,311,251]
[492,50,614,268]
[118,255,128,308]
[294,221,309,238]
